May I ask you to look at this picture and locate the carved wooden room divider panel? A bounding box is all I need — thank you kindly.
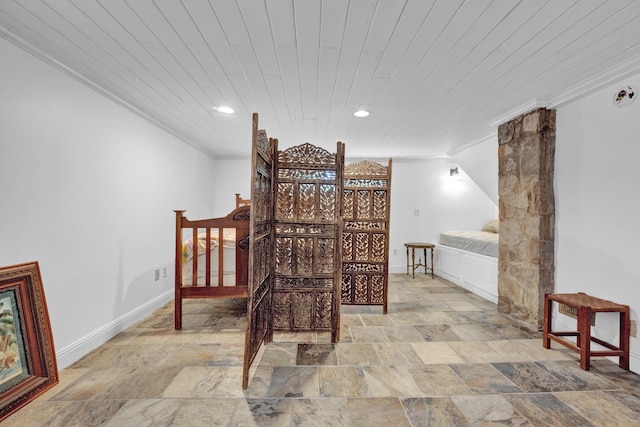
[242,114,276,389]
[272,142,344,341]
[341,159,392,313]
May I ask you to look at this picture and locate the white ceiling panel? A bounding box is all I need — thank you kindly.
[2,0,640,158]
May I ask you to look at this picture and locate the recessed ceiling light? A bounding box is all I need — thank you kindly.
[216,106,235,114]
[353,110,370,118]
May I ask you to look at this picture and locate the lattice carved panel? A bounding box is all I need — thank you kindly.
[275,277,334,289]
[355,232,369,261]
[317,238,335,274]
[373,190,388,219]
[370,275,385,303]
[356,190,371,219]
[297,183,316,221]
[319,184,337,220]
[341,275,352,301]
[273,142,343,339]
[343,189,354,219]
[371,233,386,262]
[296,237,314,274]
[275,237,293,275]
[293,292,313,329]
[342,232,354,261]
[343,263,385,272]
[315,292,333,328]
[273,293,291,329]
[278,168,336,180]
[341,159,391,311]
[277,182,294,220]
[343,221,386,230]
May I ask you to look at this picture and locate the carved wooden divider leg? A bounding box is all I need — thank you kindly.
[341,159,392,313]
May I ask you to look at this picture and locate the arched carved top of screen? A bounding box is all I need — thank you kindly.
[278,142,337,166]
[342,158,392,313]
[344,159,389,176]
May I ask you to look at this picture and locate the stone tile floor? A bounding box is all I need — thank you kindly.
[5,274,640,426]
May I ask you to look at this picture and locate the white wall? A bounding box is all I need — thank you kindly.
[555,73,640,373]
[450,135,499,205]
[387,158,498,272]
[0,38,217,368]
[212,157,252,216]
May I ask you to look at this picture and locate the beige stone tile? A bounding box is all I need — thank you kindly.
[170,398,237,427]
[448,341,507,363]
[103,399,183,426]
[35,367,90,401]
[451,394,534,426]
[445,300,483,311]
[349,325,390,343]
[362,365,425,397]
[161,366,227,398]
[372,343,423,366]
[258,342,298,366]
[291,398,351,426]
[408,364,472,396]
[335,343,381,366]
[359,313,395,326]
[382,325,425,343]
[347,397,411,427]
[230,398,294,426]
[411,342,466,364]
[319,366,368,397]
[401,396,471,426]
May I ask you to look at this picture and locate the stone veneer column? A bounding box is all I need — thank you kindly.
[497,108,555,329]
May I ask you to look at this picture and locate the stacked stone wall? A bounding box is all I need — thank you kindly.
[497,108,555,328]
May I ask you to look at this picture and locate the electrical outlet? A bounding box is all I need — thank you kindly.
[413,209,420,216]
[631,320,638,338]
[393,248,398,256]
[154,269,160,281]
[162,265,167,278]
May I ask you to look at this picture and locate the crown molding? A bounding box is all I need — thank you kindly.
[1,27,217,159]
[546,54,640,108]
[488,53,640,127]
[488,99,549,128]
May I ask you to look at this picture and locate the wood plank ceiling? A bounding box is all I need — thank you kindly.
[2,0,640,158]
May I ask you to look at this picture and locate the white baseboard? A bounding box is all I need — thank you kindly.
[55,290,173,369]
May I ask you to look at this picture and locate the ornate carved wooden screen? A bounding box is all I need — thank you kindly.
[341,159,392,313]
[242,114,276,389]
[272,142,344,341]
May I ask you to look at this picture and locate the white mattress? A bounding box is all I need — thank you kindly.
[439,230,499,258]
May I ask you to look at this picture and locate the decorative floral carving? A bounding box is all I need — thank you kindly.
[344,160,388,176]
[279,142,336,165]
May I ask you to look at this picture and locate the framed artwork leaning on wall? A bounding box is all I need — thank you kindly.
[0,261,58,422]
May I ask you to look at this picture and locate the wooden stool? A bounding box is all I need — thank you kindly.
[404,242,434,279]
[543,292,630,371]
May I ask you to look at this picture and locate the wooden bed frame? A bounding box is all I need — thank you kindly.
[173,205,250,329]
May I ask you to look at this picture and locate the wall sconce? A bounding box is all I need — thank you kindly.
[450,167,459,177]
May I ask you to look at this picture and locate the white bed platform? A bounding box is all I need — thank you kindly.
[435,244,498,304]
